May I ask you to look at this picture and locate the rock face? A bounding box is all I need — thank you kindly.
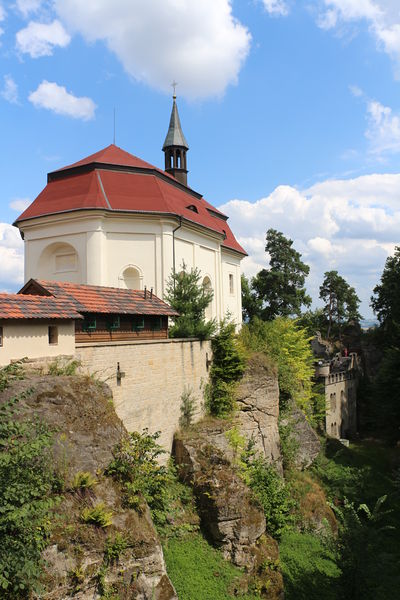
[283,403,321,469]
[236,353,282,470]
[174,422,284,599]
[1,374,176,600]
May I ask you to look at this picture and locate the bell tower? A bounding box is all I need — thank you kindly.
[162,88,189,186]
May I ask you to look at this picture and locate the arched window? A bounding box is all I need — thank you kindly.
[122,266,141,290]
[38,242,80,283]
[203,276,213,321]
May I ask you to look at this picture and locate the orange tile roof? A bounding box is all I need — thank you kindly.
[0,293,83,320]
[19,280,179,317]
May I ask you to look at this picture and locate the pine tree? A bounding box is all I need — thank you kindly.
[252,229,311,320]
[319,271,361,339]
[164,262,215,339]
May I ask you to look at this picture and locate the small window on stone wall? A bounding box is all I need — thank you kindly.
[48,325,58,345]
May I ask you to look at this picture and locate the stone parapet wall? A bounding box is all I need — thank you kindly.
[76,338,211,453]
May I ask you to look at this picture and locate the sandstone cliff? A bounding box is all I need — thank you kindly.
[1,373,176,600]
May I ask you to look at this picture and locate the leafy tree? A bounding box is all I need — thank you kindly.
[371,246,400,344]
[164,262,216,339]
[241,274,262,322]
[319,270,361,339]
[207,320,245,417]
[0,392,58,598]
[240,317,316,414]
[252,229,311,320]
[297,308,328,337]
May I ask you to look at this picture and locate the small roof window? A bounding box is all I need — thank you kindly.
[186,204,198,213]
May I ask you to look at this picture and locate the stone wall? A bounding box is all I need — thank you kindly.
[76,338,211,453]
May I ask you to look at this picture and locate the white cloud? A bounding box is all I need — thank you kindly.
[317,1,400,71]
[0,223,24,288]
[365,99,400,153]
[16,20,70,58]
[220,172,400,317]
[9,198,31,212]
[28,80,96,120]
[262,0,289,16]
[1,75,18,104]
[54,0,251,100]
[16,0,42,18]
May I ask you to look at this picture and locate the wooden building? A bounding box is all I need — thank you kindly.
[19,279,178,343]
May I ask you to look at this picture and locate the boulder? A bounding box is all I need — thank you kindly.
[282,402,321,469]
[236,353,282,471]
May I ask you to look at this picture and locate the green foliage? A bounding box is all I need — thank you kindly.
[0,392,59,598]
[71,471,98,491]
[179,387,196,429]
[106,430,168,524]
[245,458,296,537]
[0,361,24,392]
[371,245,400,339]
[251,228,311,320]
[104,532,128,565]
[319,270,362,338]
[334,496,398,600]
[241,273,262,322]
[279,530,341,600]
[48,358,80,376]
[81,503,113,528]
[163,533,258,600]
[206,320,245,417]
[278,415,300,471]
[164,262,216,339]
[240,317,316,413]
[296,308,328,338]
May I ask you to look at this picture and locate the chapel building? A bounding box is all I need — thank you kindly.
[14,95,246,326]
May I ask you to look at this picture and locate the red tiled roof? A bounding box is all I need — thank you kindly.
[14,144,246,255]
[19,280,179,317]
[0,293,82,320]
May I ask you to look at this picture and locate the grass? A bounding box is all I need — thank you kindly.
[279,530,341,600]
[163,533,259,600]
[280,438,400,600]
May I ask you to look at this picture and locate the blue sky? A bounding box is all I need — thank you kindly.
[1,0,400,318]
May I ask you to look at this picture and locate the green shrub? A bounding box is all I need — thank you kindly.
[0,361,24,392]
[207,320,245,417]
[245,458,296,537]
[48,359,80,376]
[279,530,341,600]
[179,387,196,429]
[240,317,315,414]
[72,471,98,491]
[81,503,113,528]
[0,392,59,598]
[278,413,300,472]
[104,532,128,565]
[106,430,168,524]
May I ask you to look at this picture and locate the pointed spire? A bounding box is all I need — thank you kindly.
[162,95,189,151]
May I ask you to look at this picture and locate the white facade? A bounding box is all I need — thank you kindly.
[20,210,243,327]
[0,320,75,366]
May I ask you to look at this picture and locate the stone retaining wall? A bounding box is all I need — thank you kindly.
[76,338,211,453]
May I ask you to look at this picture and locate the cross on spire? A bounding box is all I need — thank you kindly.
[171,80,178,98]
